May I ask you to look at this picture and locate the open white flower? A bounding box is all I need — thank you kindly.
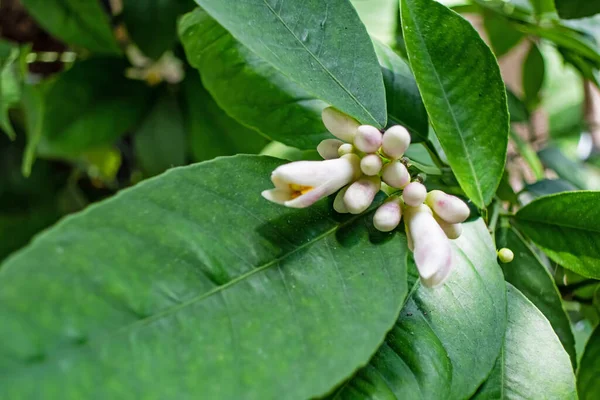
[262,154,361,208]
[404,204,453,287]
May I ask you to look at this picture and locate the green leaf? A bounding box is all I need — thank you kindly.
[515,191,600,279]
[509,130,544,180]
[37,58,151,158]
[332,220,507,400]
[193,0,387,127]
[0,155,409,400]
[133,90,187,177]
[179,9,329,150]
[401,0,509,208]
[473,285,577,399]
[372,40,429,141]
[122,0,195,59]
[555,0,600,20]
[182,72,268,162]
[578,325,600,400]
[482,12,525,57]
[506,89,529,123]
[0,44,21,140]
[522,42,545,109]
[538,146,588,189]
[20,0,120,54]
[496,227,577,367]
[20,83,47,177]
[351,0,399,45]
[524,179,577,197]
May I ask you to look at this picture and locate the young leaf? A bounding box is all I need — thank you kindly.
[37,58,151,158]
[473,285,577,399]
[134,90,187,177]
[577,325,600,400]
[372,40,429,141]
[182,73,268,162]
[522,42,545,110]
[179,9,330,150]
[193,0,387,127]
[0,44,21,140]
[20,0,120,54]
[515,191,600,279]
[401,0,509,208]
[331,220,507,400]
[121,0,195,59]
[496,227,577,367]
[555,0,600,20]
[0,155,409,400]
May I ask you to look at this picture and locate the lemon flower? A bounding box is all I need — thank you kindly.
[261,154,361,208]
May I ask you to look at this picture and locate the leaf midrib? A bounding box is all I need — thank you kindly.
[261,0,381,127]
[4,207,369,370]
[402,0,485,205]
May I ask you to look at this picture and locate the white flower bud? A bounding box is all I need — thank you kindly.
[434,214,462,239]
[333,185,350,213]
[382,125,411,159]
[425,190,470,224]
[317,139,343,160]
[360,154,383,176]
[338,143,354,157]
[321,107,360,142]
[402,182,427,207]
[262,153,360,208]
[404,205,453,288]
[373,196,402,232]
[354,125,383,153]
[344,175,381,214]
[381,161,410,188]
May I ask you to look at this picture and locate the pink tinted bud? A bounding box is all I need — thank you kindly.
[344,176,381,214]
[381,161,410,188]
[321,107,360,142]
[425,190,470,224]
[373,196,402,232]
[360,154,383,176]
[434,214,462,239]
[402,182,427,207]
[317,139,343,160]
[404,205,453,288]
[354,125,383,153]
[382,125,411,159]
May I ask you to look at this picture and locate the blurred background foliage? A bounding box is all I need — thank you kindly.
[1,0,600,358]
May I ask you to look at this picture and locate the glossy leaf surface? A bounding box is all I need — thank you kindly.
[0,155,409,400]
[193,0,387,127]
[473,285,577,399]
[401,0,509,208]
[515,191,600,279]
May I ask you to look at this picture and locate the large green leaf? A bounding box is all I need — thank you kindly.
[496,227,577,367]
[0,155,409,400]
[37,59,151,158]
[133,90,187,177]
[179,8,329,150]
[182,72,268,161]
[122,0,195,59]
[332,220,507,400]
[193,0,387,127]
[515,191,600,279]
[372,40,428,141]
[20,0,120,54]
[577,325,600,400]
[555,0,600,20]
[473,285,577,399]
[401,0,509,208]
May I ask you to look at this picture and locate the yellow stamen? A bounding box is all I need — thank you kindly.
[289,184,313,199]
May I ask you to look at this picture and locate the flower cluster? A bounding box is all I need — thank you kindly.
[262,107,470,288]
